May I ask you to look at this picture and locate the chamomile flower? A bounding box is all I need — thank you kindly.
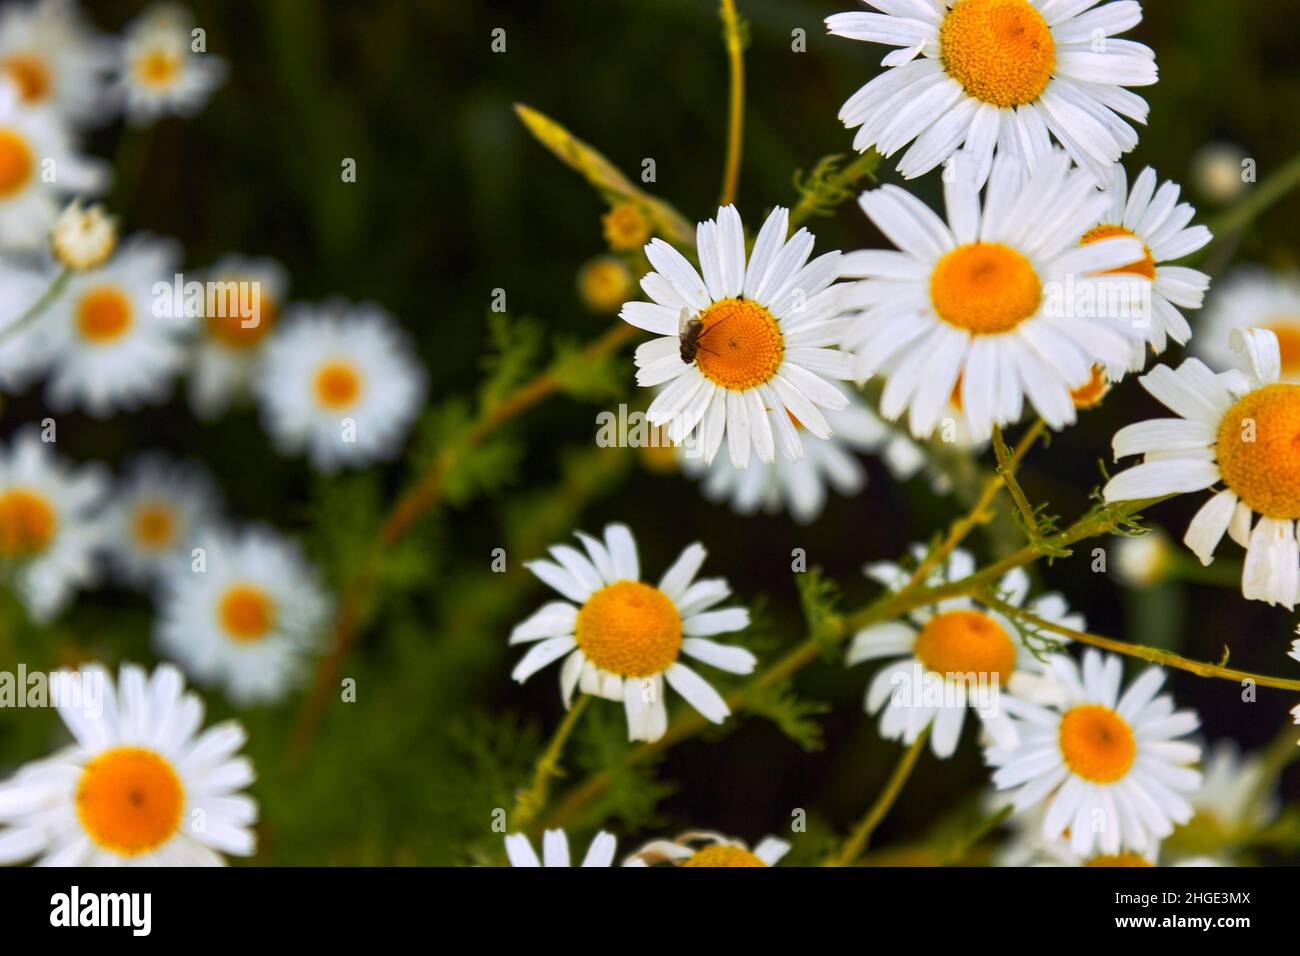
[1104,329,1300,609]
[254,301,426,472]
[101,454,219,589]
[0,258,59,391]
[188,255,288,419]
[0,662,257,866]
[154,525,330,706]
[0,0,115,125]
[510,524,756,743]
[0,428,106,622]
[1195,269,1300,383]
[623,831,791,867]
[50,198,116,271]
[113,3,226,125]
[841,148,1147,441]
[0,82,106,250]
[625,204,855,468]
[1111,529,1172,588]
[825,0,1157,184]
[1161,741,1277,865]
[504,829,616,868]
[987,649,1201,857]
[992,800,1159,866]
[849,546,1082,758]
[40,233,190,416]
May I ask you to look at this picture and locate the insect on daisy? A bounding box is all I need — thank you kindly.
[849,546,1081,758]
[510,523,756,743]
[1104,328,1300,609]
[254,301,427,472]
[504,829,617,868]
[625,204,855,468]
[113,3,227,126]
[623,831,791,867]
[1195,268,1300,384]
[154,525,330,706]
[825,0,1157,184]
[0,0,115,126]
[987,649,1201,857]
[0,662,257,866]
[840,148,1147,441]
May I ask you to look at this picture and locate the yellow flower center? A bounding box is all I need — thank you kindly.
[0,128,34,198]
[1215,384,1300,520]
[136,48,181,88]
[218,583,276,642]
[602,203,652,252]
[0,487,57,557]
[1071,366,1111,410]
[313,360,364,410]
[683,845,768,867]
[1059,704,1136,784]
[693,297,785,390]
[1085,853,1154,867]
[1263,319,1300,377]
[574,580,682,677]
[206,282,278,348]
[913,609,1017,683]
[2,54,52,103]
[132,503,177,551]
[76,286,134,343]
[1080,224,1157,280]
[76,747,185,857]
[939,0,1055,108]
[930,243,1042,335]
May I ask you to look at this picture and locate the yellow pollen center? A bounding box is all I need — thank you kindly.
[76,286,134,342]
[218,584,276,642]
[602,203,652,251]
[2,54,52,103]
[0,488,57,557]
[1059,704,1136,784]
[683,845,768,867]
[1085,853,1154,867]
[1071,366,1111,410]
[1215,384,1300,520]
[136,48,181,88]
[132,504,176,550]
[574,580,681,677]
[1263,319,1300,376]
[930,243,1042,335]
[0,128,34,198]
[692,297,785,390]
[913,609,1017,683]
[207,283,278,348]
[313,360,363,409]
[939,0,1055,108]
[76,747,184,856]
[1081,224,1157,280]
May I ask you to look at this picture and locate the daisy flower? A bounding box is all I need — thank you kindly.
[188,254,289,419]
[1195,269,1300,383]
[0,258,59,392]
[154,525,330,706]
[0,82,106,250]
[1160,741,1278,865]
[1083,165,1212,375]
[40,233,190,416]
[50,198,116,271]
[848,546,1082,758]
[0,428,106,622]
[254,301,427,473]
[987,649,1201,857]
[825,0,1157,184]
[113,3,226,125]
[101,454,220,589]
[0,0,115,125]
[510,523,755,743]
[0,662,257,866]
[504,829,616,868]
[625,204,855,468]
[840,148,1147,441]
[624,831,791,867]
[1103,328,1300,609]
[992,800,1159,866]
[1111,529,1172,588]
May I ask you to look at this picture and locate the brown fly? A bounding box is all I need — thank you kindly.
[678,308,732,365]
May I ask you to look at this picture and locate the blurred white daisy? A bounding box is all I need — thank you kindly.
[849,545,1081,758]
[825,0,1157,184]
[0,662,257,866]
[0,428,106,621]
[254,301,426,473]
[504,829,616,867]
[188,254,288,419]
[0,82,106,250]
[102,454,219,589]
[841,148,1147,441]
[1161,740,1278,865]
[0,257,59,391]
[988,649,1201,857]
[1111,529,1172,588]
[50,198,116,271]
[0,0,115,125]
[1104,329,1300,609]
[40,233,190,416]
[624,831,791,867]
[510,523,755,743]
[113,3,226,125]
[155,525,330,706]
[1195,269,1300,383]
[625,204,855,468]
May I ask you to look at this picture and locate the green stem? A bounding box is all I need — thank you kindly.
[718,0,746,206]
[513,696,592,834]
[1205,150,1300,239]
[829,727,930,866]
[0,267,69,346]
